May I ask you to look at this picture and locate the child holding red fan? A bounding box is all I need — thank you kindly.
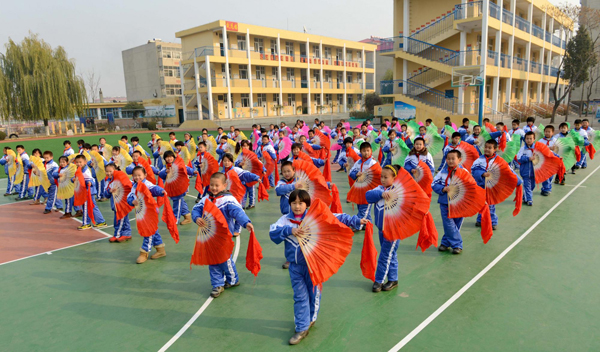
[158,151,194,225]
[517,132,539,206]
[257,135,277,187]
[128,166,168,264]
[126,150,159,176]
[349,142,380,222]
[269,189,366,345]
[540,125,557,196]
[432,150,466,254]
[404,137,434,175]
[472,139,522,229]
[73,155,107,230]
[224,152,261,211]
[365,164,402,293]
[192,172,254,299]
[104,163,132,242]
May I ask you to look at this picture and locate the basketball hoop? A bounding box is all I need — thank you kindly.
[460,82,470,93]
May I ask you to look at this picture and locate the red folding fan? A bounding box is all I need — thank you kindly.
[313,128,331,150]
[73,168,87,207]
[137,157,156,184]
[293,160,332,206]
[531,142,562,184]
[226,169,246,203]
[413,161,433,198]
[330,183,343,213]
[360,222,377,281]
[111,170,134,221]
[447,167,486,218]
[484,122,497,133]
[302,141,320,159]
[240,149,264,183]
[296,199,354,286]
[134,181,159,237]
[455,141,479,171]
[484,156,518,205]
[347,162,382,205]
[345,147,361,186]
[164,156,190,197]
[262,150,276,188]
[190,199,234,266]
[199,152,219,187]
[294,151,313,163]
[382,167,431,241]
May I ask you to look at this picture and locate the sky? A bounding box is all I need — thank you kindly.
[0,0,580,99]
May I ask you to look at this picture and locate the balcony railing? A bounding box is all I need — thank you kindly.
[530,61,542,74]
[502,9,513,26]
[366,82,374,90]
[513,57,527,71]
[532,24,544,39]
[489,2,500,20]
[543,64,549,75]
[500,53,511,69]
[455,1,483,20]
[552,35,561,47]
[487,50,499,66]
[515,16,530,33]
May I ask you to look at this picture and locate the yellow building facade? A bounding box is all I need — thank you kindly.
[176,20,377,120]
[381,0,571,122]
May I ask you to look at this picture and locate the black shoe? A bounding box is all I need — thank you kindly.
[554,178,560,184]
[43,210,51,214]
[336,169,345,172]
[541,191,549,196]
[382,281,398,291]
[492,225,497,230]
[210,286,224,298]
[582,166,587,169]
[560,180,565,186]
[245,205,255,210]
[3,193,9,196]
[224,281,240,289]
[438,245,449,252]
[452,248,463,255]
[282,261,290,269]
[289,330,309,345]
[372,282,383,292]
[475,222,481,227]
[573,165,581,170]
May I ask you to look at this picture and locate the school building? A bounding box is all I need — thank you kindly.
[175,20,377,120]
[380,0,572,123]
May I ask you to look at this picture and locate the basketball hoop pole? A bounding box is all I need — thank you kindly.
[477,79,484,126]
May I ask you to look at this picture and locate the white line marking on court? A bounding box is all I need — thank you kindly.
[0,237,108,267]
[158,234,242,352]
[389,164,600,352]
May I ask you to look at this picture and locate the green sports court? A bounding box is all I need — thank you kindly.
[1,132,599,352]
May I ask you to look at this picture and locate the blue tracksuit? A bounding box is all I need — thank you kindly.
[105,177,132,239]
[457,126,469,141]
[573,128,591,167]
[78,166,106,226]
[432,165,465,249]
[158,164,195,220]
[366,186,399,284]
[127,180,165,252]
[257,144,277,187]
[381,139,396,167]
[269,211,361,332]
[275,178,296,215]
[192,193,252,289]
[539,137,557,193]
[438,143,461,172]
[223,166,261,209]
[349,157,378,222]
[44,160,62,211]
[0,155,15,194]
[404,153,435,175]
[516,143,537,203]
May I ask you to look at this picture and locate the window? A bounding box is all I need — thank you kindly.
[288,94,294,105]
[286,68,294,80]
[272,67,278,79]
[325,94,332,104]
[163,66,180,77]
[324,47,331,59]
[313,45,320,58]
[165,84,181,95]
[324,71,330,82]
[273,94,279,102]
[347,73,353,83]
[172,51,181,59]
[257,94,266,105]
[348,95,353,105]
[237,36,246,51]
[313,70,320,82]
[241,94,250,107]
[314,94,321,104]
[239,65,248,79]
[346,50,352,61]
[286,41,294,55]
[357,73,362,83]
[254,38,264,53]
[256,66,265,79]
[336,49,343,60]
[338,94,343,103]
[162,51,172,58]
[271,40,277,54]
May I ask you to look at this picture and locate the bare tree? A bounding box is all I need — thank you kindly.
[86,69,101,103]
[546,3,600,122]
[585,64,600,116]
